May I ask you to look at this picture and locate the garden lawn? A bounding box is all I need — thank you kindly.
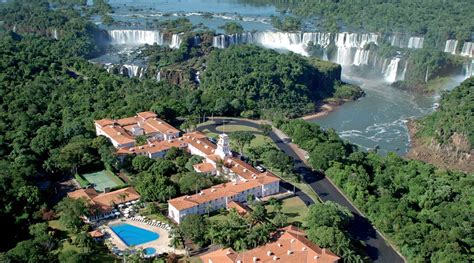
[266,196,308,226]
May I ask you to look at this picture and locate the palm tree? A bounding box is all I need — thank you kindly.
[169,228,185,250]
[267,197,282,213]
[74,231,94,253]
[118,192,129,203]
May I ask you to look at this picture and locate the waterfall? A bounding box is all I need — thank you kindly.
[170,34,183,49]
[407,37,424,49]
[108,30,164,45]
[139,67,147,78]
[424,67,429,83]
[401,61,408,80]
[333,32,378,66]
[212,31,379,63]
[462,60,473,79]
[195,71,201,84]
[444,40,458,55]
[353,49,370,66]
[53,29,58,40]
[389,34,424,49]
[121,64,141,78]
[384,58,401,83]
[302,32,332,47]
[193,36,201,47]
[389,34,403,48]
[248,32,307,55]
[104,63,115,73]
[156,71,161,82]
[461,42,473,58]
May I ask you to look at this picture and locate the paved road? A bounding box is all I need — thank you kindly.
[197,118,404,263]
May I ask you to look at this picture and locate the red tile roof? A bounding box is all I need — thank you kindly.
[95,112,179,146]
[193,162,216,173]
[227,201,251,216]
[200,226,340,263]
[68,187,140,213]
[117,138,187,155]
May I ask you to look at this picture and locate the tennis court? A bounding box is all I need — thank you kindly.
[82,170,125,192]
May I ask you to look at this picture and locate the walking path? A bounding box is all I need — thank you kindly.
[197,117,405,263]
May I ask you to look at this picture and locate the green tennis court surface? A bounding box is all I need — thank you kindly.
[82,170,124,192]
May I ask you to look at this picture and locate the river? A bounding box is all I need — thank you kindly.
[97,0,467,156]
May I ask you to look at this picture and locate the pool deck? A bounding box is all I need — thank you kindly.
[102,218,185,255]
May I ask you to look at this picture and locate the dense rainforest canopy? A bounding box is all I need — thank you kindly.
[277,116,473,262]
[0,0,357,257]
[417,77,474,149]
[200,45,349,118]
[1,1,472,262]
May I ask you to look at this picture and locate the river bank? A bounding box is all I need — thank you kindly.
[301,102,340,120]
[405,119,474,173]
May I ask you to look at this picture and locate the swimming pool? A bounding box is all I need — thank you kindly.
[110,223,159,246]
[143,247,156,255]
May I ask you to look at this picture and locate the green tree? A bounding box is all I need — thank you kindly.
[148,159,177,177]
[55,198,89,234]
[74,231,94,252]
[230,131,255,155]
[250,202,267,225]
[58,249,90,263]
[180,214,208,247]
[48,136,96,174]
[220,22,244,35]
[132,155,155,172]
[134,172,176,202]
[273,212,288,227]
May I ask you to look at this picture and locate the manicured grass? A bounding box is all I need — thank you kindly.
[184,256,203,263]
[216,124,259,133]
[82,170,125,192]
[61,241,117,263]
[250,134,272,148]
[215,124,275,149]
[207,213,228,223]
[266,196,309,225]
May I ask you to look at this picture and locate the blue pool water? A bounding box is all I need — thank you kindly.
[110,223,159,246]
[143,247,156,255]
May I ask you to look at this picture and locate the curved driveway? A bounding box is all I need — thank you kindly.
[197,118,404,263]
